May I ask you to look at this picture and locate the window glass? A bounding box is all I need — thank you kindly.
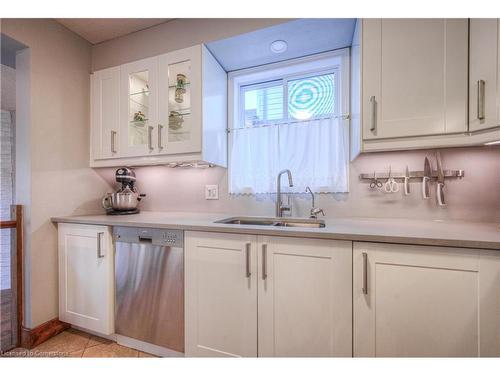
[243,83,283,127]
[288,73,335,120]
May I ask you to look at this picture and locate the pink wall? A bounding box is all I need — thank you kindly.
[96,146,500,223]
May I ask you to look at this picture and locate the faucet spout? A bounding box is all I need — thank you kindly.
[305,186,315,208]
[276,169,293,217]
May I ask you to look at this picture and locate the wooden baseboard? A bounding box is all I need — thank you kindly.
[20,318,70,349]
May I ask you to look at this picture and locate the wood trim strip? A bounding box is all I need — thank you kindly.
[0,220,16,229]
[13,205,23,347]
[20,318,70,349]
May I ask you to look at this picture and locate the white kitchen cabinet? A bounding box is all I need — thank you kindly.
[90,67,120,160]
[257,236,352,357]
[90,44,227,168]
[469,19,500,132]
[157,45,202,155]
[362,19,468,141]
[120,56,159,157]
[353,242,500,357]
[58,223,114,335]
[184,231,258,357]
[185,231,353,357]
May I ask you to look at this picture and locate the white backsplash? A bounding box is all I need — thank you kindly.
[96,146,500,222]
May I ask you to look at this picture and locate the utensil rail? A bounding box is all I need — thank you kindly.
[359,169,464,181]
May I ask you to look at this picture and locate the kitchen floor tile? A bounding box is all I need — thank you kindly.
[82,342,139,357]
[138,351,158,358]
[65,349,84,358]
[3,328,155,358]
[86,334,113,348]
[33,328,90,355]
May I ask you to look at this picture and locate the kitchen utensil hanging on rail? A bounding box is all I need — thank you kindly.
[384,166,400,193]
[404,166,411,195]
[436,151,446,206]
[422,157,432,199]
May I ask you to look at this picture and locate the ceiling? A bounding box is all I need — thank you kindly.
[1,33,28,68]
[206,18,356,72]
[56,18,174,44]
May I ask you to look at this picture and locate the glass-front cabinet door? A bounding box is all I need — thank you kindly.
[158,46,202,155]
[120,57,159,157]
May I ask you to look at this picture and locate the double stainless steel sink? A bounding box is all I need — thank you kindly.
[215,216,326,228]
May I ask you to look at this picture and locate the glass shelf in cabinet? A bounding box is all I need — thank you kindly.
[168,82,191,89]
[169,109,191,116]
[129,120,149,127]
[130,90,150,96]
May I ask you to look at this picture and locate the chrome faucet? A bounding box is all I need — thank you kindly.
[305,186,325,219]
[276,169,293,217]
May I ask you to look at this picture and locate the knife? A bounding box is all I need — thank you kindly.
[436,152,446,206]
[404,166,411,195]
[422,157,431,199]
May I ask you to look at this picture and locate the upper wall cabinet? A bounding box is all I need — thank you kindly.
[90,67,120,160]
[469,19,500,132]
[158,46,202,155]
[352,18,500,155]
[362,19,468,140]
[90,44,227,168]
[120,56,159,158]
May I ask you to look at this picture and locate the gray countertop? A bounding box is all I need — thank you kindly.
[51,211,500,250]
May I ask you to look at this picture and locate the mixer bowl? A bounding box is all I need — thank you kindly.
[102,191,141,211]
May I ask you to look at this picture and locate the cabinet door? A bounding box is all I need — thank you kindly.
[120,57,159,157]
[353,242,500,357]
[185,231,257,357]
[58,224,114,335]
[91,67,120,159]
[362,19,468,140]
[258,236,352,357]
[158,46,202,155]
[469,19,500,132]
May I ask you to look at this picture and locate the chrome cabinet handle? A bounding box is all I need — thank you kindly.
[97,232,105,258]
[147,126,154,151]
[262,244,267,280]
[362,252,368,295]
[158,124,164,150]
[111,130,117,153]
[245,243,251,278]
[369,96,377,133]
[477,80,485,120]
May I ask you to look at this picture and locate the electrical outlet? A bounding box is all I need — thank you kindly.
[205,184,219,200]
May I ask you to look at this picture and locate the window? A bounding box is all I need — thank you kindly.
[229,50,350,195]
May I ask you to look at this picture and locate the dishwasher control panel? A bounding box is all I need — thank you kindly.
[113,226,183,248]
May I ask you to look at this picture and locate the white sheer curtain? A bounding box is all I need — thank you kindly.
[229,117,349,194]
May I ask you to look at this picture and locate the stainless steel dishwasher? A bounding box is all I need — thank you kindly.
[114,226,184,353]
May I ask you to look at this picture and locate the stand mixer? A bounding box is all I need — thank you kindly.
[102,168,146,215]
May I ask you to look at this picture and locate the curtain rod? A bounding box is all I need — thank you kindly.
[227,114,351,133]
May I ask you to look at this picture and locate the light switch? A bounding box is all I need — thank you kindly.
[205,184,219,200]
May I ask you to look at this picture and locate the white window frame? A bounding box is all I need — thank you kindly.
[229,48,350,131]
[227,48,351,194]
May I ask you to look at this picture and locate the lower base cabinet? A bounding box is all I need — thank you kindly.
[185,232,258,357]
[58,223,114,335]
[353,242,500,357]
[185,231,352,357]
